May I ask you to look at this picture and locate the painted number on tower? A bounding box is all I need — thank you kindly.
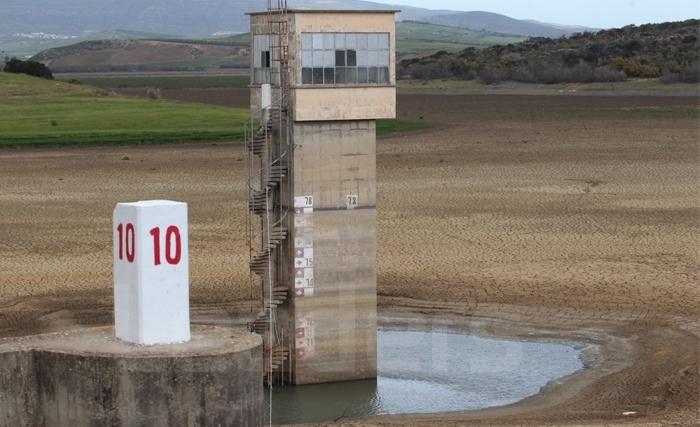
[294,196,314,208]
[346,194,358,210]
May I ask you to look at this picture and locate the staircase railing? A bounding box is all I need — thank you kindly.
[244,91,292,386]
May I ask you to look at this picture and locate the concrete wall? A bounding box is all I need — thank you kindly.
[292,88,395,121]
[290,121,376,208]
[0,326,263,427]
[0,350,35,426]
[287,121,378,385]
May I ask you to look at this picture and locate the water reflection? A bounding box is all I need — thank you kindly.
[267,329,584,424]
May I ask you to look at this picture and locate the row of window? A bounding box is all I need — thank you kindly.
[300,33,390,86]
[301,49,389,68]
[302,67,390,85]
[301,33,390,51]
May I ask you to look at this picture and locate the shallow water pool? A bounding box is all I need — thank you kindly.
[266,329,584,424]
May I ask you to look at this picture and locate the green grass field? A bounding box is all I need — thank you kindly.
[377,119,431,135]
[0,72,427,147]
[0,72,249,147]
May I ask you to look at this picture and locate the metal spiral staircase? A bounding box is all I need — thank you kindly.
[245,105,292,386]
[245,0,292,387]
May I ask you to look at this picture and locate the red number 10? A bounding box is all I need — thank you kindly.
[150,226,182,266]
[117,224,181,266]
[116,223,135,262]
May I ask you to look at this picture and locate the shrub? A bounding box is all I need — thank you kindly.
[660,62,699,84]
[478,67,502,85]
[679,62,700,83]
[3,58,54,80]
[532,63,566,84]
[566,62,595,82]
[593,66,627,82]
[402,61,454,80]
[610,57,646,77]
[509,65,536,83]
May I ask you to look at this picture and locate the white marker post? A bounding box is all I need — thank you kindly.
[113,200,190,345]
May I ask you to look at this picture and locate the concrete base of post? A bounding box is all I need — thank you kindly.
[0,326,263,427]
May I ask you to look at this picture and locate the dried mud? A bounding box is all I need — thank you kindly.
[0,93,698,426]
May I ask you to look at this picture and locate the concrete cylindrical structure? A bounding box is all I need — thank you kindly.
[0,326,263,427]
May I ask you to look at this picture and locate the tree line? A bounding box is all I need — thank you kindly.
[400,20,699,84]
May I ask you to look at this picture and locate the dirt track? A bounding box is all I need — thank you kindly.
[0,93,698,425]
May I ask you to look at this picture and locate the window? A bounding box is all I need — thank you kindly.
[301,32,390,86]
[252,34,279,85]
[347,50,357,67]
[335,50,346,67]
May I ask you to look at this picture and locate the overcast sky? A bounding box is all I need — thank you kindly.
[382,0,699,28]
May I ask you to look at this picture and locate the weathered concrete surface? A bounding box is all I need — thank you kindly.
[293,209,378,384]
[0,326,263,427]
[0,350,35,426]
[291,121,376,208]
[292,87,396,122]
[285,121,378,385]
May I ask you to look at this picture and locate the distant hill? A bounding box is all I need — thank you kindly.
[0,0,449,39]
[423,11,599,38]
[32,39,248,73]
[397,22,525,56]
[2,0,595,46]
[0,30,184,58]
[31,22,524,72]
[400,20,700,84]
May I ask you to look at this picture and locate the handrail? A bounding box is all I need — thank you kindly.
[269,151,289,167]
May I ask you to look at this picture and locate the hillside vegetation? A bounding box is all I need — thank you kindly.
[400,20,700,84]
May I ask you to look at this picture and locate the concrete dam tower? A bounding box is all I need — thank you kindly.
[246,5,397,385]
